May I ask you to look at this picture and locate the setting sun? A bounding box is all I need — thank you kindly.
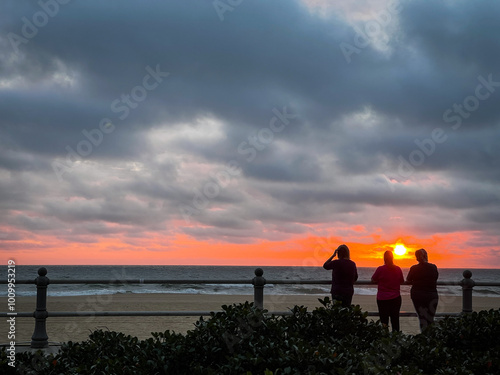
[394,244,407,256]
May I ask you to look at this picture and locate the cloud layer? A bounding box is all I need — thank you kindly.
[1,0,499,266]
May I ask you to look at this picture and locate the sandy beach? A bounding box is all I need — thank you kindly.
[1,293,499,344]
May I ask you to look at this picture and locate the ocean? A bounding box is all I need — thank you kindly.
[2,265,500,298]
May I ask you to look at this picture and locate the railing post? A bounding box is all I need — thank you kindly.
[252,268,266,309]
[460,270,474,313]
[31,267,49,348]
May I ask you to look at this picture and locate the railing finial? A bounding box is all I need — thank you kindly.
[31,267,50,348]
[252,268,266,309]
[461,269,474,314]
[38,267,47,277]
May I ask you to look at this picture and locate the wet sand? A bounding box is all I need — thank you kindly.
[1,293,498,344]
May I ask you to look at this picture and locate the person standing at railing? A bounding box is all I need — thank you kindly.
[323,244,358,307]
[371,250,405,332]
[406,248,439,331]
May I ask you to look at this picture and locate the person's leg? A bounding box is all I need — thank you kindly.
[424,296,439,327]
[332,294,351,307]
[331,294,343,307]
[411,295,427,331]
[377,299,390,327]
[343,294,353,307]
[389,296,402,332]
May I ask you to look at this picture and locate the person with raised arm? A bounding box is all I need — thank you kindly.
[323,244,358,307]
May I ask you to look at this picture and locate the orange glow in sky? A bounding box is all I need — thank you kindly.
[1,227,497,269]
[2,2,499,272]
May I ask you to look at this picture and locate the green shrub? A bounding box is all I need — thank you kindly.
[403,309,500,375]
[3,303,499,375]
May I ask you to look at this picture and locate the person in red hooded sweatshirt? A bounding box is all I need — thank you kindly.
[371,251,405,332]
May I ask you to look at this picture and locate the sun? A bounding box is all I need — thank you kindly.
[394,244,407,256]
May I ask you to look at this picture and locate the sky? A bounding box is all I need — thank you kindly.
[1,0,499,268]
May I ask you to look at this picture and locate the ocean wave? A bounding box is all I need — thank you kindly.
[2,287,500,298]
[354,287,378,296]
[474,287,500,297]
[3,265,500,299]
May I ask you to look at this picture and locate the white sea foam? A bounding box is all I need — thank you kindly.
[2,266,499,298]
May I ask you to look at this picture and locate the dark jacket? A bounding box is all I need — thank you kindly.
[323,258,358,296]
[407,262,439,297]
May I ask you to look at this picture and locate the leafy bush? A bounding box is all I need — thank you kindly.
[401,309,500,375]
[2,301,499,374]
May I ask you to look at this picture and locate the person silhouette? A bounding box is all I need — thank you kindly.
[371,251,405,331]
[323,244,358,307]
[406,248,439,331]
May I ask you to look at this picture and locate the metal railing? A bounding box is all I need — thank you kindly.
[1,267,497,348]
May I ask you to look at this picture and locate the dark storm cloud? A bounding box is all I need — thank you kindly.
[241,150,323,182]
[9,214,56,231]
[3,0,500,154]
[0,0,499,247]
